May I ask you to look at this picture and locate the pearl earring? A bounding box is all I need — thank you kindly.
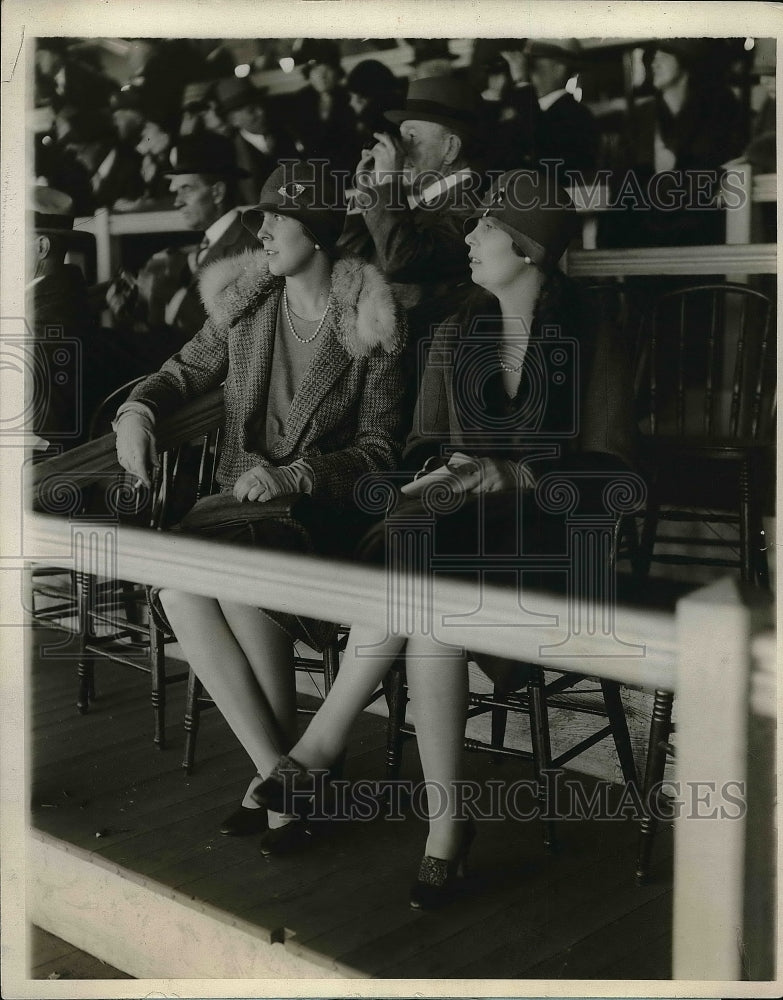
[314,243,321,251]
[523,255,532,265]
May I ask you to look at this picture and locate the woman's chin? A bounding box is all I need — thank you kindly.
[469,266,490,291]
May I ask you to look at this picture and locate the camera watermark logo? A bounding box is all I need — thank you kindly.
[0,317,84,441]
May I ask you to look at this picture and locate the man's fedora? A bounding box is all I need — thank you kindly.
[384,75,482,134]
[406,39,458,67]
[165,131,250,178]
[181,81,211,111]
[29,185,93,243]
[524,38,583,65]
[215,76,267,114]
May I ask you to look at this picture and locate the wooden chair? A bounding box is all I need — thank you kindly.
[380,477,644,852]
[383,655,639,853]
[31,386,225,747]
[632,282,775,883]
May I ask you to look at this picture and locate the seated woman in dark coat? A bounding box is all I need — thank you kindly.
[250,170,637,906]
[113,161,408,852]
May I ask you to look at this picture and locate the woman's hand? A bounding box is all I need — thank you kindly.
[233,463,313,503]
[402,452,534,498]
[114,410,159,487]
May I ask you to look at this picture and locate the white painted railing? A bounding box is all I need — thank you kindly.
[25,511,773,980]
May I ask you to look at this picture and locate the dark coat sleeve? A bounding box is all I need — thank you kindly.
[402,325,454,471]
[360,178,472,285]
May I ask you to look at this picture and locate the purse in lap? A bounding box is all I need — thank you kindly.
[175,491,307,546]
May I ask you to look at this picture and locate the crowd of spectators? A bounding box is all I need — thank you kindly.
[33,36,774,221]
[28,36,775,449]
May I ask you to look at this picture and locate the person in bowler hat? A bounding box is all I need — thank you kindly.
[214,76,296,205]
[106,130,258,370]
[339,74,485,371]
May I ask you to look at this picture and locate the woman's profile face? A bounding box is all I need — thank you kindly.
[258,212,318,276]
[465,217,528,292]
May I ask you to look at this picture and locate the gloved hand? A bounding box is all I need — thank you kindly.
[233,462,313,503]
[113,407,159,487]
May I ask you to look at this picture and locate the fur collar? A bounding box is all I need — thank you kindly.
[198,250,402,357]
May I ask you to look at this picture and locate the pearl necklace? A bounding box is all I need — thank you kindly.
[283,288,331,344]
[497,345,525,373]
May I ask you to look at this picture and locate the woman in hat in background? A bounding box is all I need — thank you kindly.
[608,38,745,249]
[251,169,635,907]
[114,160,408,853]
[345,58,405,149]
[285,39,359,177]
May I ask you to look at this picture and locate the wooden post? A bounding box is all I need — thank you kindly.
[672,577,770,979]
[724,163,752,284]
[93,207,112,284]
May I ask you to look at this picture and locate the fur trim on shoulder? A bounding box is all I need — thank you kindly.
[200,250,404,356]
[199,249,276,327]
[330,256,403,357]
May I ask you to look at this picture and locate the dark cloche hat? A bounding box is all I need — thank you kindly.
[346,59,399,99]
[293,39,344,76]
[241,161,346,250]
[165,131,250,177]
[384,75,482,134]
[468,170,579,270]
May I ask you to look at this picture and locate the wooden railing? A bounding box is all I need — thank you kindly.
[24,497,773,979]
[76,171,776,282]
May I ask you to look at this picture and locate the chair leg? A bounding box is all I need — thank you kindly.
[527,666,556,852]
[322,639,340,695]
[183,669,203,774]
[76,571,95,714]
[636,688,674,884]
[600,679,639,787]
[490,681,509,762]
[748,458,771,591]
[739,460,752,583]
[150,619,166,749]
[637,500,660,579]
[383,659,407,779]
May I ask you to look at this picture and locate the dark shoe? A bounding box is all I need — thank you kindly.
[219,805,268,837]
[251,754,329,819]
[259,819,312,857]
[409,821,476,911]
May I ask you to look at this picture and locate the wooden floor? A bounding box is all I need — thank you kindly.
[30,926,132,981]
[29,626,674,981]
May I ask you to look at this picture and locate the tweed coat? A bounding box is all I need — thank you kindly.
[127,249,408,503]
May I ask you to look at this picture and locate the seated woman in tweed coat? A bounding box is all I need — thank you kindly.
[114,161,408,852]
